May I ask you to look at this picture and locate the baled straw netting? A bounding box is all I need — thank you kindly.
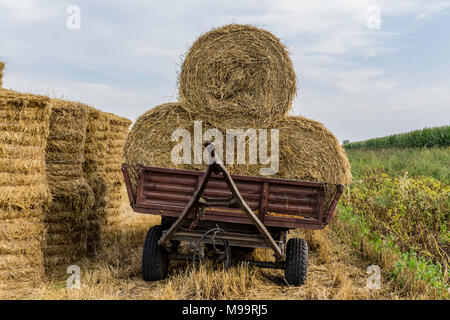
[43,100,94,271]
[0,89,51,296]
[179,24,297,120]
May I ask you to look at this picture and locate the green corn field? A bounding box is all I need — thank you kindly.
[344,125,450,150]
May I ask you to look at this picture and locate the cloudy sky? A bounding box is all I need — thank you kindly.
[1,0,449,143]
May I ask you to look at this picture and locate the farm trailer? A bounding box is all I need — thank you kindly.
[122,143,344,285]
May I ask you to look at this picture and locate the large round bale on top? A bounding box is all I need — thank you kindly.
[179,24,297,119]
[123,103,351,200]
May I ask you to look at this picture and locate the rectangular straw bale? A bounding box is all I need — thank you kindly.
[43,99,93,272]
[83,109,131,251]
[101,113,131,234]
[82,108,111,255]
[0,89,51,293]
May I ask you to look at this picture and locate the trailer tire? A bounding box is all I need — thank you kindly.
[284,238,308,285]
[142,225,168,281]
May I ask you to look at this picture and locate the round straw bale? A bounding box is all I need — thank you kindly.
[179,24,297,119]
[105,112,132,127]
[124,102,351,196]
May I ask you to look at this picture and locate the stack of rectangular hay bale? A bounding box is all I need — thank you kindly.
[43,100,94,271]
[82,107,110,255]
[0,89,51,296]
[82,109,131,254]
[0,63,132,289]
[103,114,132,233]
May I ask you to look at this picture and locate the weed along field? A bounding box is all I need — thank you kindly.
[1,4,449,303]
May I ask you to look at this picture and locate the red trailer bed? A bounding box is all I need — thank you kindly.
[121,142,344,286]
[122,165,343,230]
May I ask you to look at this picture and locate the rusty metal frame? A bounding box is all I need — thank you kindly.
[157,143,284,259]
[122,165,344,228]
[324,184,344,224]
[167,252,285,269]
[121,163,135,208]
[164,230,280,249]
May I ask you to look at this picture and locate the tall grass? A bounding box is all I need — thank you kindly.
[337,146,449,296]
[334,205,448,298]
[341,172,449,265]
[345,125,450,150]
[346,147,450,184]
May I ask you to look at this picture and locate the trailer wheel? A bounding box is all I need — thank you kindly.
[284,238,308,285]
[142,225,168,281]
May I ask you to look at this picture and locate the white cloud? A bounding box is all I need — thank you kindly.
[1,0,449,142]
[0,0,60,21]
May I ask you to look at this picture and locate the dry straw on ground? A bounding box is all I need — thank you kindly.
[0,89,51,298]
[179,24,297,120]
[44,99,94,272]
[123,102,351,200]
